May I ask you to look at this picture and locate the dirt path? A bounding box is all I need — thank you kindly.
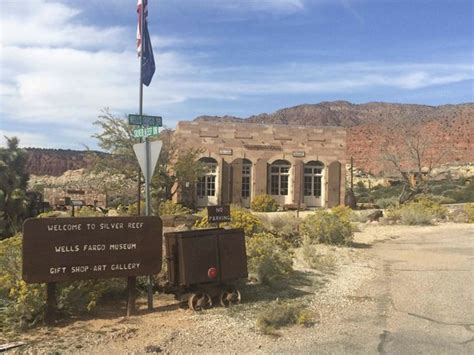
[6,223,473,354]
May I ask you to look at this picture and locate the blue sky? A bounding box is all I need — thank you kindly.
[0,0,472,149]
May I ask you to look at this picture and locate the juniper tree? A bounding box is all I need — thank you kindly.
[0,137,29,238]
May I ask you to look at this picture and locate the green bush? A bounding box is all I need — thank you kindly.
[251,194,279,212]
[158,200,191,216]
[375,197,398,209]
[127,201,146,216]
[246,232,293,285]
[0,234,126,332]
[259,214,302,247]
[256,301,314,335]
[301,240,336,272]
[399,205,434,225]
[194,206,263,237]
[75,206,105,217]
[301,210,353,245]
[464,203,474,223]
[387,197,448,225]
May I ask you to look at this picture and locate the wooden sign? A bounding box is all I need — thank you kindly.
[207,205,231,223]
[22,216,162,283]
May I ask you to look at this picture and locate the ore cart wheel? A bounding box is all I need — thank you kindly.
[219,288,241,307]
[188,293,213,311]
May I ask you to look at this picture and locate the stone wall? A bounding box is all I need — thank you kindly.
[174,121,346,208]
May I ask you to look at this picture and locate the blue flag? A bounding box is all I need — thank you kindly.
[137,0,155,86]
[142,23,155,87]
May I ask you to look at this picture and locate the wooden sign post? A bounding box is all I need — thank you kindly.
[22,216,162,322]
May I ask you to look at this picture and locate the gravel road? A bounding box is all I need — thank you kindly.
[273,223,474,354]
[6,223,473,354]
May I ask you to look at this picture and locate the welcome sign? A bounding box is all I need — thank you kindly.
[22,216,162,283]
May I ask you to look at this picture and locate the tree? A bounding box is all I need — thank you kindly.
[0,137,29,238]
[92,109,206,211]
[381,118,443,204]
[92,108,139,179]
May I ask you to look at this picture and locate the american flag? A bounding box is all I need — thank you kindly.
[136,0,148,56]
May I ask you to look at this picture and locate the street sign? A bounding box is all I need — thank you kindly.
[207,205,231,223]
[70,200,85,207]
[22,216,163,283]
[133,140,162,182]
[128,114,162,127]
[133,126,159,138]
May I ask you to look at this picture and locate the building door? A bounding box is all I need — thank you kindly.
[241,159,252,208]
[269,160,291,206]
[303,161,324,207]
[196,158,218,207]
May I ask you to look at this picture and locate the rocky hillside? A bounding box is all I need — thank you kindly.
[196,101,474,174]
[25,148,104,176]
[23,102,473,176]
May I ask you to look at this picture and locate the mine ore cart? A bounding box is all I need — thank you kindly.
[164,228,247,311]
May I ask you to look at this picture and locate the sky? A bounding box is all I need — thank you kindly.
[0,0,473,150]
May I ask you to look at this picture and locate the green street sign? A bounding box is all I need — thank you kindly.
[133,126,159,138]
[128,114,162,127]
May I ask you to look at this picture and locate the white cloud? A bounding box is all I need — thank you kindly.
[0,0,126,50]
[209,0,306,14]
[1,0,472,149]
[0,130,54,148]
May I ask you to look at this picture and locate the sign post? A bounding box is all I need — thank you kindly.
[207,205,231,228]
[133,140,162,310]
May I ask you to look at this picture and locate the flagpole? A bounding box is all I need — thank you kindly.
[140,0,154,312]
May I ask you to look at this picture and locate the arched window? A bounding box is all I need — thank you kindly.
[304,161,324,197]
[270,160,291,196]
[197,157,217,197]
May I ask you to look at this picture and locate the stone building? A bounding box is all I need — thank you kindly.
[173,121,346,209]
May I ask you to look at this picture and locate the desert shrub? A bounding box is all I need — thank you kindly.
[464,203,474,223]
[37,210,68,218]
[246,232,293,285]
[127,201,146,216]
[385,206,402,222]
[350,210,371,223]
[0,234,126,331]
[441,182,474,203]
[375,197,398,209]
[331,205,352,222]
[301,210,353,245]
[194,206,263,237]
[390,197,448,225]
[158,200,191,216]
[57,279,125,315]
[0,234,45,330]
[75,206,105,217]
[427,195,456,205]
[399,204,434,225]
[412,197,448,219]
[301,240,337,272]
[259,214,302,247]
[251,194,279,212]
[256,301,314,335]
[448,208,469,223]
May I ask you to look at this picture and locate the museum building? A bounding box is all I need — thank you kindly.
[173,121,346,209]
